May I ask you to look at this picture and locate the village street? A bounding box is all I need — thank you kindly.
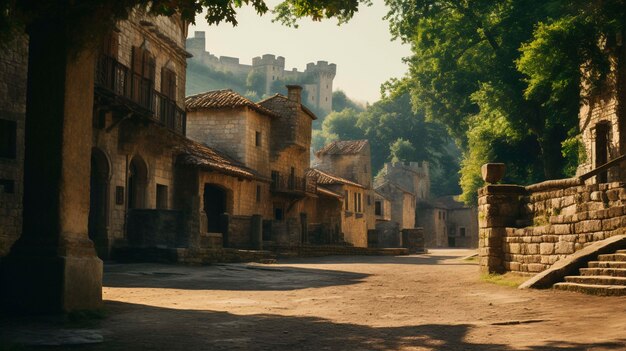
[6,249,624,351]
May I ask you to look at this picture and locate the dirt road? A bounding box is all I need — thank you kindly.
[7,249,626,350]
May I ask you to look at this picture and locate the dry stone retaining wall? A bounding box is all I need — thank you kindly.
[479,180,626,274]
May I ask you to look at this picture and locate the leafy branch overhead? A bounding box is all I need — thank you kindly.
[383,0,625,204]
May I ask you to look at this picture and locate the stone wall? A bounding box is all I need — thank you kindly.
[0,35,28,256]
[186,109,248,163]
[479,179,626,274]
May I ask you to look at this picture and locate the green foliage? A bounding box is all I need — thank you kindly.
[389,138,416,163]
[186,60,248,96]
[1,0,367,49]
[561,131,586,177]
[246,69,266,95]
[332,90,364,112]
[384,0,626,204]
[315,90,461,196]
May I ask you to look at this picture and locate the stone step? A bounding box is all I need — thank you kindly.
[616,249,626,254]
[588,261,626,268]
[580,267,626,277]
[553,282,626,296]
[564,275,626,286]
[597,253,626,262]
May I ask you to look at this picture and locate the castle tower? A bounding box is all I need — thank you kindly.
[305,61,336,114]
[252,54,286,94]
[186,31,206,57]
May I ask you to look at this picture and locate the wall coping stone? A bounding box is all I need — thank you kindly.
[478,184,527,196]
[525,178,583,192]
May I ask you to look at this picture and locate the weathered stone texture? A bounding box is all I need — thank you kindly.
[479,180,626,274]
[0,35,28,256]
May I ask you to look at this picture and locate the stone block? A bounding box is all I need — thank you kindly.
[526,243,539,255]
[553,224,571,235]
[527,263,545,272]
[555,241,575,254]
[508,243,521,254]
[574,220,602,233]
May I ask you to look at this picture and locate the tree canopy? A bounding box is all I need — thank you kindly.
[383,0,625,204]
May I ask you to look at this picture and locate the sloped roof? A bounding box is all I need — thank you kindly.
[258,94,317,120]
[316,140,369,156]
[185,89,277,117]
[175,138,268,182]
[432,195,468,210]
[375,180,415,196]
[307,168,366,189]
[317,186,343,199]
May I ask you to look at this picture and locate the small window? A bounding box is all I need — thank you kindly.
[344,190,349,211]
[460,227,466,237]
[156,184,168,209]
[354,193,358,212]
[375,201,382,216]
[256,185,261,203]
[272,75,275,80]
[325,97,328,102]
[274,207,284,220]
[0,179,15,194]
[438,211,441,220]
[255,131,261,147]
[0,119,17,159]
[367,195,371,205]
[358,193,362,212]
[443,212,446,220]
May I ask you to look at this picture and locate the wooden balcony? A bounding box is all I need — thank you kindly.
[271,171,317,196]
[94,54,186,135]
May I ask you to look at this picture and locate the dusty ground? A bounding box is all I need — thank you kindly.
[4,249,626,350]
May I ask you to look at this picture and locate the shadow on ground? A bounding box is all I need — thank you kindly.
[3,301,624,351]
[103,263,370,291]
[282,251,477,266]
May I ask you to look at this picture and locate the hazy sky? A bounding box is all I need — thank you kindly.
[188,1,412,104]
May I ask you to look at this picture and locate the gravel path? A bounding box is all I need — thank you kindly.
[5,249,626,350]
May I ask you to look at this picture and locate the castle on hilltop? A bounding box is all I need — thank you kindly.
[187,31,336,114]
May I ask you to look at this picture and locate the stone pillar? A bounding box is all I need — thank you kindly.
[0,23,102,313]
[220,213,230,248]
[250,215,263,250]
[478,185,526,274]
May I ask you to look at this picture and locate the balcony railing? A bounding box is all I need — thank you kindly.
[271,172,317,195]
[95,54,186,135]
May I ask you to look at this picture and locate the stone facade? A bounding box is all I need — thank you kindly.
[478,180,626,273]
[417,196,478,248]
[576,41,626,181]
[187,31,336,114]
[0,35,27,256]
[375,182,416,230]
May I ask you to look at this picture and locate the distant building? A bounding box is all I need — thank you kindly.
[186,31,336,114]
[416,196,478,248]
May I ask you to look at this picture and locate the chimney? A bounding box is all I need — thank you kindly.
[286,85,302,104]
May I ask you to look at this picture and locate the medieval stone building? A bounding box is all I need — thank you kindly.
[0,35,27,256]
[416,196,478,248]
[186,31,336,114]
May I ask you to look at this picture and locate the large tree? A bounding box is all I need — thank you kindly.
[384,0,624,203]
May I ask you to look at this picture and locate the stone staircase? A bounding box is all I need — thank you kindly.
[554,249,626,296]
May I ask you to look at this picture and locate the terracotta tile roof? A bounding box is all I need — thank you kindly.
[258,94,317,120]
[317,186,343,199]
[185,89,277,118]
[175,138,269,181]
[306,168,366,189]
[316,140,369,156]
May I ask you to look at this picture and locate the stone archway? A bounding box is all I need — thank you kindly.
[128,155,148,209]
[88,147,110,259]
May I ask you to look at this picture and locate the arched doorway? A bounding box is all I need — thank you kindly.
[595,122,610,183]
[128,156,148,209]
[203,184,228,244]
[89,148,110,259]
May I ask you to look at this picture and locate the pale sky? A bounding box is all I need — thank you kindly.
[188,1,412,104]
